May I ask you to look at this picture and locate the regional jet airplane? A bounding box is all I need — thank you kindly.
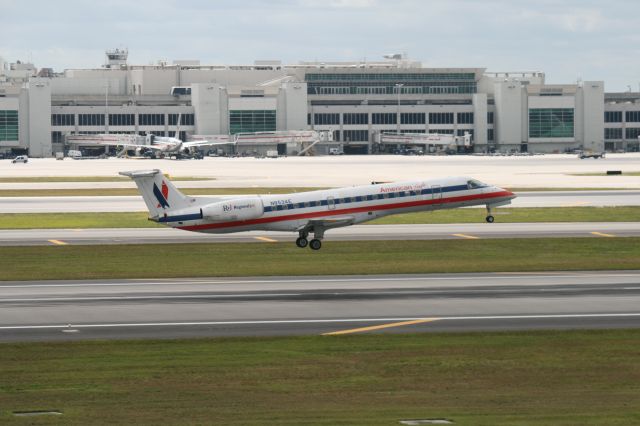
[121,169,516,250]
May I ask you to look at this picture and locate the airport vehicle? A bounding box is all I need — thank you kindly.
[579,151,605,159]
[121,169,516,250]
[12,155,28,163]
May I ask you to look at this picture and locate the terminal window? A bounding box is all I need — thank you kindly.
[0,110,19,141]
[605,128,622,139]
[342,130,369,142]
[625,111,640,122]
[605,111,622,122]
[139,114,165,126]
[109,114,135,126]
[625,128,640,139]
[78,114,105,126]
[229,110,276,134]
[529,108,574,138]
[401,113,426,125]
[343,113,368,125]
[429,112,454,125]
[169,114,194,126]
[51,114,75,126]
[372,113,396,125]
[313,113,340,125]
[457,112,474,124]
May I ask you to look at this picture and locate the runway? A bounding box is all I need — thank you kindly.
[1,190,640,213]
[1,272,639,342]
[2,222,640,246]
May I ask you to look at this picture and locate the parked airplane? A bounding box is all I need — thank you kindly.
[67,114,231,158]
[121,169,516,250]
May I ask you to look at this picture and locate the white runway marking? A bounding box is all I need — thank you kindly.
[2,312,640,330]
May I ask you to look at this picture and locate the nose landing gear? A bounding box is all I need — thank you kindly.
[486,205,495,223]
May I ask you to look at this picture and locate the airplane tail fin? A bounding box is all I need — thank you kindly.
[119,169,191,218]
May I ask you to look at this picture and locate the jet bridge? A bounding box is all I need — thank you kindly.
[190,130,336,156]
[379,131,472,153]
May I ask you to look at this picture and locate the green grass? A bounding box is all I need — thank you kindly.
[0,176,215,183]
[0,187,327,197]
[0,212,163,229]
[1,207,638,230]
[1,330,640,425]
[370,206,640,224]
[1,238,640,281]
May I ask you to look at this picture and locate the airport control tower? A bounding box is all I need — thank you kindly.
[104,48,128,69]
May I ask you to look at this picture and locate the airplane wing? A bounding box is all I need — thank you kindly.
[182,140,236,148]
[66,134,149,148]
[297,216,356,232]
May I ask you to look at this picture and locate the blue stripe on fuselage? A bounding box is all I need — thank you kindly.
[262,183,471,213]
[158,212,203,223]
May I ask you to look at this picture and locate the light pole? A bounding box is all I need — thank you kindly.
[395,83,403,133]
[104,80,109,134]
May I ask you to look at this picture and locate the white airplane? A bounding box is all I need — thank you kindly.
[68,114,231,158]
[120,169,516,250]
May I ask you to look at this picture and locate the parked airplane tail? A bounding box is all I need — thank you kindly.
[119,169,191,218]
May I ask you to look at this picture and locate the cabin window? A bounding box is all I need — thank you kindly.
[467,179,489,190]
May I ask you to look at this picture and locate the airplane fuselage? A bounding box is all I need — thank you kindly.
[161,176,515,234]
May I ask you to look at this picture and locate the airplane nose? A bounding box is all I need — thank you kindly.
[505,189,517,199]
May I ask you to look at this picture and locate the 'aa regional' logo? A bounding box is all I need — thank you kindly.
[153,180,170,209]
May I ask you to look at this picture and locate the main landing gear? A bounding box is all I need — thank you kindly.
[296,228,324,250]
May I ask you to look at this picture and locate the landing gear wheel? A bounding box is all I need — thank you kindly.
[486,215,495,223]
[295,237,308,248]
[309,239,322,250]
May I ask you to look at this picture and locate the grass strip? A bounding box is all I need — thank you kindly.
[1,207,638,229]
[1,238,640,281]
[1,330,640,425]
[0,176,215,183]
[370,206,640,224]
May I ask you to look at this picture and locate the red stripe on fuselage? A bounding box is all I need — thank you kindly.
[177,190,512,232]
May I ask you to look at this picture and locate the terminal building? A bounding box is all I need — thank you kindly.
[1,49,639,157]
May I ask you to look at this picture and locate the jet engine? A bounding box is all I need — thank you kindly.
[200,197,264,222]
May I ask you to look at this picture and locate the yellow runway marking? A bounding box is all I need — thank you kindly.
[323,318,440,335]
[254,236,278,243]
[591,231,616,238]
[452,233,479,240]
[48,239,68,245]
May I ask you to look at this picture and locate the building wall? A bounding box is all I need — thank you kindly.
[581,81,604,152]
[27,78,52,157]
[494,81,523,150]
[1,58,626,156]
[191,83,223,134]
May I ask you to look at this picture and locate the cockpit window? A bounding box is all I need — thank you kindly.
[467,179,489,189]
